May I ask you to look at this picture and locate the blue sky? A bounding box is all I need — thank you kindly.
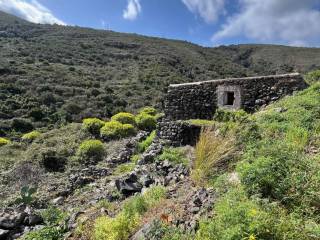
[1,0,320,47]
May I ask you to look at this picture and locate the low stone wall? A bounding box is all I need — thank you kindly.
[164,73,308,120]
[157,120,202,147]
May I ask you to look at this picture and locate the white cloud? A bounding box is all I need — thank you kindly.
[181,0,225,23]
[123,0,141,21]
[0,0,65,25]
[212,0,320,46]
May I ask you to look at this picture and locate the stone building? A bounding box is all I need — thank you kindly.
[158,73,308,146]
[164,73,307,121]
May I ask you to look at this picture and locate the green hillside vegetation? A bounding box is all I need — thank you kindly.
[0,72,319,239]
[191,82,320,239]
[1,11,320,137]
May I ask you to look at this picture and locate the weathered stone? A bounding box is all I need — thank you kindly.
[0,211,27,230]
[115,173,143,196]
[52,196,64,205]
[157,120,202,147]
[24,214,43,226]
[0,229,9,240]
[164,73,307,121]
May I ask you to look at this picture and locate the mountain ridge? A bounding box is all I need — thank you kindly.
[0,10,320,136]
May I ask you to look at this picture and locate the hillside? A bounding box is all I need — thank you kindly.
[0,82,319,239]
[1,10,320,137]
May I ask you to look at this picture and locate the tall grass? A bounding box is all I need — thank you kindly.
[192,128,236,186]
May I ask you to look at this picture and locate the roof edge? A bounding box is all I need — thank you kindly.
[169,73,302,88]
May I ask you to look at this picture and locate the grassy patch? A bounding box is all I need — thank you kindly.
[137,130,156,153]
[93,186,166,240]
[113,162,135,176]
[156,147,189,166]
[186,119,216,126]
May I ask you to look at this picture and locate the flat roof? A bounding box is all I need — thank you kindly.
[169,73,301,88]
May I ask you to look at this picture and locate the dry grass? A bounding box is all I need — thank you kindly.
[192,128,237,186]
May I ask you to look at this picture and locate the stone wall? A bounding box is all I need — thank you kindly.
[157,120,202,147]
[164,73,308,120]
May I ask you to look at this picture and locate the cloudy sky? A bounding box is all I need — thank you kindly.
[0,0,320,47]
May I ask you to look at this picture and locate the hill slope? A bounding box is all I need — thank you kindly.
[0,11,320,136]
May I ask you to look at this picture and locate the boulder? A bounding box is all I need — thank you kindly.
[0,229,9,240]
[115,173,143,196]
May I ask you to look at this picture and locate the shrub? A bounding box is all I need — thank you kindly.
[305,69,320,84]
[41,206,67,225]
[111,112,136,125]
[94,186,166,240]
[196,188,305,240]
[0,137,10,146]
[137,130,156,153]
[23,226,64,240]
[11,118,34,133]
[82,118,105,135]
[213,109,249,123]
[192,129,236,186]
[100,121,123,139]
[15,186,37,205]
[22,131,41,142]
[100,121,136,140]
[135,113,157,131]
[39,148,67,172]
[121,124,137,137]
[139,107,157,116]
[76,140,104,164]
[157,147,189,166]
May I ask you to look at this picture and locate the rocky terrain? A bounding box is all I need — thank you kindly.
[1,10,320,139]
[0,10,320,240]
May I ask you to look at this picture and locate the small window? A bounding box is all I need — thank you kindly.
[224,91,235,106]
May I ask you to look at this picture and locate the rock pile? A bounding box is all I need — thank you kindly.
[107,131,148,164]
[0,207,43,240]
[115,160,189,196]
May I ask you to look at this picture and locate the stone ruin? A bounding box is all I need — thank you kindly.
[158,73,308,146]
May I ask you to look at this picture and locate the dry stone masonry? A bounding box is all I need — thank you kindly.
[158,73,308,146]
[164,73,307,120]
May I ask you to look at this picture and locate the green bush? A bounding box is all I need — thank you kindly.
[237,83,320,214]
[139,107,157,116]
[15,186,37,205]
[305,69,320,84]
[100,121,123,139]
[22,131,41,142]
[76,139,104,163]
[100,121,136,140]
[137,130,156,153]
[111,112,136,125]
[157,147,189,166]
[11,118,34,133]
[0,137,10,146]
[121,124,137,136]
[213,109,249,122]
[135,113,157,131]
[94,186,166,240]
[196,188,306,240]
[23,226,64,240]
[41,206,67,225]
[82,118,105,135]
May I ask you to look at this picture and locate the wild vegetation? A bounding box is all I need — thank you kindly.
[1,10,320,138]
[1,10,320,240]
